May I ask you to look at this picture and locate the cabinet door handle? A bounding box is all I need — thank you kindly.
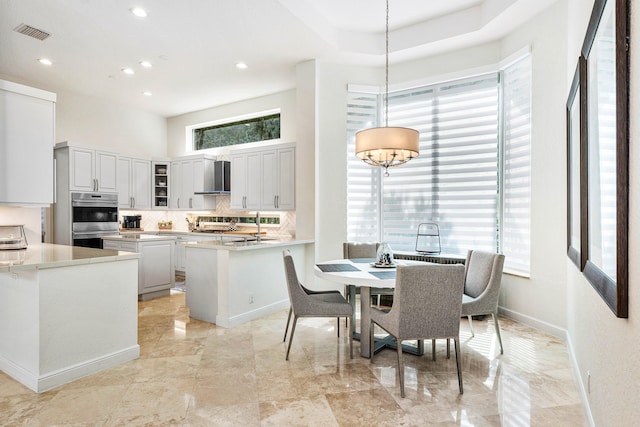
[274,195,277,208]
[189,198,192,209]
[177,198,180,209]
[132,197,135,208]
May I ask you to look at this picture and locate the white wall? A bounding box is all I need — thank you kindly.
[565,0,640,425]
[498,1,570,332]
[55,90,167,157]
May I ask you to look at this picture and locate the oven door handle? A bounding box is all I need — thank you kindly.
[72,231,118,238]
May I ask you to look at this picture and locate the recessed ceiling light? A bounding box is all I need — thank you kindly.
[142,91,152,96]
[236,62,248,70]
[139,60,152,68]
[38,58,52,66]
[130,7,147,18]
[122,67,135,75]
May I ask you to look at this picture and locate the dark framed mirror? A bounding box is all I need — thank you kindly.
[580,0,629,318]
[566,58,586,270]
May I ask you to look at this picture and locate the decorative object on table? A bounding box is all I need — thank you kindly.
[227,220,238,231]
[376,242,394,266]
[415,222,441,254]
[354,0,419,176]
[158,221,172,230]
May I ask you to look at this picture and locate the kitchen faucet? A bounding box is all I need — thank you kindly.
[256,211,261,243]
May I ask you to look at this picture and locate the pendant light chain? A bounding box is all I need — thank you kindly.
[384,0,389,127]
[353,0,419,174]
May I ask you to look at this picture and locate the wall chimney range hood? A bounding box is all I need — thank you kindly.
[194,160,231,195]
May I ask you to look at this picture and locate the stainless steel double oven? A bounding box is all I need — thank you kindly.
[71,192,119,248]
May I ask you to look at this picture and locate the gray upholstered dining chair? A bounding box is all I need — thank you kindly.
[461,250,506,354]
[283,281,343,342]
[282,250,353,360]
[370,264,466,397]
[343,242,393,307]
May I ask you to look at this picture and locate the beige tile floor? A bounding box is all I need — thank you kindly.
[0,290,587,426]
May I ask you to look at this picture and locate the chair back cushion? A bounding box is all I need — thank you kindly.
[393,264,465,339]
[464,250,499,298]
[343,242,379,259]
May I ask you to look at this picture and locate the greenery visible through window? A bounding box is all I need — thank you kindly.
[193,114,280,150]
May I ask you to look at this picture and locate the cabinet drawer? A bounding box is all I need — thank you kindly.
[120,242,138,252]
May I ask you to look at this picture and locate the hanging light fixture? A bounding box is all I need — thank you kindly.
[355,0,419,176]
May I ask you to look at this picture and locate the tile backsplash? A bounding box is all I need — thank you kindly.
[121,195,296,237]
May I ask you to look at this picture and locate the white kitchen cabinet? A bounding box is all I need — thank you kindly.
[170,155,216,210]
[55,143,118,193]
[230,150,261,210]
[103,236,175,300]
[0,80,56,206]
[117,156,151,209]
[261,146,295,210]
[231,143,295,211]
[152,161,170,208]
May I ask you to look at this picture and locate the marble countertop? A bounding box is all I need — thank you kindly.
[0,243,140,272]
[183,238,314,252]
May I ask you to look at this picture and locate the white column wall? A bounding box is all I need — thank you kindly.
[497,1,570,332]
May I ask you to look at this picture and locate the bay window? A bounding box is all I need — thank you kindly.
[346,55,531,276]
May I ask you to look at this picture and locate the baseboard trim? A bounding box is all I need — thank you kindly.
[0,345,140,393]
[216,299,290,328]
[498,306,565,338]
[499,306,594,426]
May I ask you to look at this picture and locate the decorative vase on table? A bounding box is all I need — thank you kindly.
[377,242,394,265]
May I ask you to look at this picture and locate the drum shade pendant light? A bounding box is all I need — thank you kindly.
[355,0,419,176]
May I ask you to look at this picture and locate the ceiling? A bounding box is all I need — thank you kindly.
[0,0,557,117]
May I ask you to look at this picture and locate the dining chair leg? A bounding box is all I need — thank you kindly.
[431,339,436,361]
[337,317,340,337]
[348,316,353,358]
[467,315,475,337]
[283,307,292,342]
[454,337,463,394]
[285,316,298,361]
[446,338,451,359]
[492,313,504,354]
[397,340,405,398]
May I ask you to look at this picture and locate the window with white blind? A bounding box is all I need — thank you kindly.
[347,56,531,275]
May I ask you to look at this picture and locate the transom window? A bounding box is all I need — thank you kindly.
[346,55,531,276]
[192,113,280,151]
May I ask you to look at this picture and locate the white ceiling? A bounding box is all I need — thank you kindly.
[0,0,557,117]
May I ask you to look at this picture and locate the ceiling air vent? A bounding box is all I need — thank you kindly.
[13,23,51,41]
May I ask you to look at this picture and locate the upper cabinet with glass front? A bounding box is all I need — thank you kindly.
[0,80,56,206]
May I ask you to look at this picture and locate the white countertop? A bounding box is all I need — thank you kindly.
[183,238,314,251]
[102,234,177,242]
[0,243,140,272]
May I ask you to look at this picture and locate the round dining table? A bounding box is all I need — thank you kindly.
[314,258,427,358]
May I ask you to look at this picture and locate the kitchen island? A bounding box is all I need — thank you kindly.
[102,234,176,300]
[184,238,313,327]
[0,244,140,392]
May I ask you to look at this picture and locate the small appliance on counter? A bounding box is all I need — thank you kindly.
[122,215,142,230]
[0,224,28,250]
